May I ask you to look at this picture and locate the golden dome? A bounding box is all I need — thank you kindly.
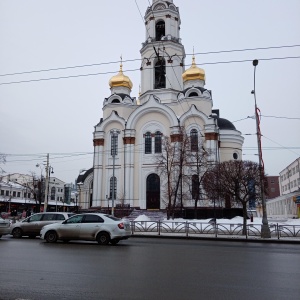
[182,55,205,82]
[109,62,133,90]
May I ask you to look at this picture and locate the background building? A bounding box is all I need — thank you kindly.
[279,157,300,195]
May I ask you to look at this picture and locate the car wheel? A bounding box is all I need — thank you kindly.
[45,231,58,243]
[12,228,23,238]
[97,232,110,245]
[110,239,120,245]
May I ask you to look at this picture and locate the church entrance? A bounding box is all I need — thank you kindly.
[146,174,160,209]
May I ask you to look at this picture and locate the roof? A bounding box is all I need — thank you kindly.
[217,118,236,130]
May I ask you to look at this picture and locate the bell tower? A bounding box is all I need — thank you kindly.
[140,0,185,104]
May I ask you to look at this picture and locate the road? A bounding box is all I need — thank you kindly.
[0,236,299,300]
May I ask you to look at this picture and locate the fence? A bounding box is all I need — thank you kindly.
[130,220,300,240]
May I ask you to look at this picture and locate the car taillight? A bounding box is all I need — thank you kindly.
[118,223,125,229]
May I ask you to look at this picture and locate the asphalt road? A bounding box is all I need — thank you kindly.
[0,236,299,300]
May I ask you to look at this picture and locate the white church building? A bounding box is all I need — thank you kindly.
[76,0,244,211]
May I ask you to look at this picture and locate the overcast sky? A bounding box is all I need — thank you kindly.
[1,0,299,184]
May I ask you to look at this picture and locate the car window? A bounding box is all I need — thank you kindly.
[42,214,56,221]
[56,214,66,221]
[67,213,75,218]
[104,215,121,221]
[28,214,43,222]
[82,215,104,223]
[65,215,84,224]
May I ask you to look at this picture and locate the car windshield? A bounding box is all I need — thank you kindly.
[104,215,121,221]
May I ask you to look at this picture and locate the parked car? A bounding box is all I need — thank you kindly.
[0,216,11,238]
[40,213,131,245]
[11,212,74,238]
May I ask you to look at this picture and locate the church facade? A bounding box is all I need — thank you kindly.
[77,0,244,211]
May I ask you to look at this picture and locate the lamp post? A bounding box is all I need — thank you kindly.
[110,129,120,216]
[77,182,83,213]
[252,59,271,238]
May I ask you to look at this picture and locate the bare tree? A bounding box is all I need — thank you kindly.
[0,153,6,175]
[156,127,189,219]
[186,144,210,219]
[203,160,265,235]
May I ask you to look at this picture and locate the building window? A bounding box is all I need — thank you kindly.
[17,192,20,197]
[111,134,118,156]
[5,191,9,196]
[192,175,199,199]
[0,190,4,196]
[12,191,16,197]
[155,131,162,153]
[233,153,238,160]
[271,188,275,193]
[271,180,275,184]
[145,132,152,154]
[154,58,166,89]
[190,129,198,152]
[109,176,117,199]
[51,187,56,200]
[155,20,165,41]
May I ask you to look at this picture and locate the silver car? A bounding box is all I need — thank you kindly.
[0,217,11,238]
[40,213,131,245]
[11,212,74,238]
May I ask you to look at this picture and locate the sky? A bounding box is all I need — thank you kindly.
[0,0,300,184]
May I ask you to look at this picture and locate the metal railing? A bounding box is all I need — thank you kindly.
[130,220,300,240]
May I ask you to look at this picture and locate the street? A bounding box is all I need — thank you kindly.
[0,236,299,300]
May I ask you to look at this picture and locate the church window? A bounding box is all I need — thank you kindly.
[111,134,118,156]
[109,177,117,199]
[233,153,238,160]
[155,131,162,153]
[188,92,198,97]
[145,132,152,154]
[192,175,199,199]
[190,129,198,152]
[154,58,166,89]
[111,99,120,103]
[155,20,165,41]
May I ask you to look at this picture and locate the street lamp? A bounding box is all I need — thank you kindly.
[252,59,271,238]
[110,129,120,216]
[77,182,83,213]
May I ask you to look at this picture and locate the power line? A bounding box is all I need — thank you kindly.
[1,44,299,77]
[1,56,299,86]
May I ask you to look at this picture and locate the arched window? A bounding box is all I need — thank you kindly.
[111,134,118,156]
[145,132,152,154]
[109,176,117,200]
[155,20,165,41]
[154,58,166,89]
[188,92,198,97]
[111,99,120,103]
[155,131,162,153]
[190,129,198,152]
[192,175,199,199]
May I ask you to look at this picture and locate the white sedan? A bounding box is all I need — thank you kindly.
[40,213,131,245]
[0,217,11,238]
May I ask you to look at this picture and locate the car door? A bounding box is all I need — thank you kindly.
[79,214,105,240]
[56,215,84,240]
[22,213,43,235]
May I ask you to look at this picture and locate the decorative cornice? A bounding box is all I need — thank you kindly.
[205,133,218,140]
[93,138,104,146]
[170,133,183,142]
[123,137,135,145]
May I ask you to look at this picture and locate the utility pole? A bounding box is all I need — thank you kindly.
[252,60,271,238]
[44,154,49,212]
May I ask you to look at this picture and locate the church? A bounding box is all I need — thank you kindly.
[76,0,244,211]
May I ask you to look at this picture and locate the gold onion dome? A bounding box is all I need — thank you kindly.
[182,55,205,82]
[109,63,133,90]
